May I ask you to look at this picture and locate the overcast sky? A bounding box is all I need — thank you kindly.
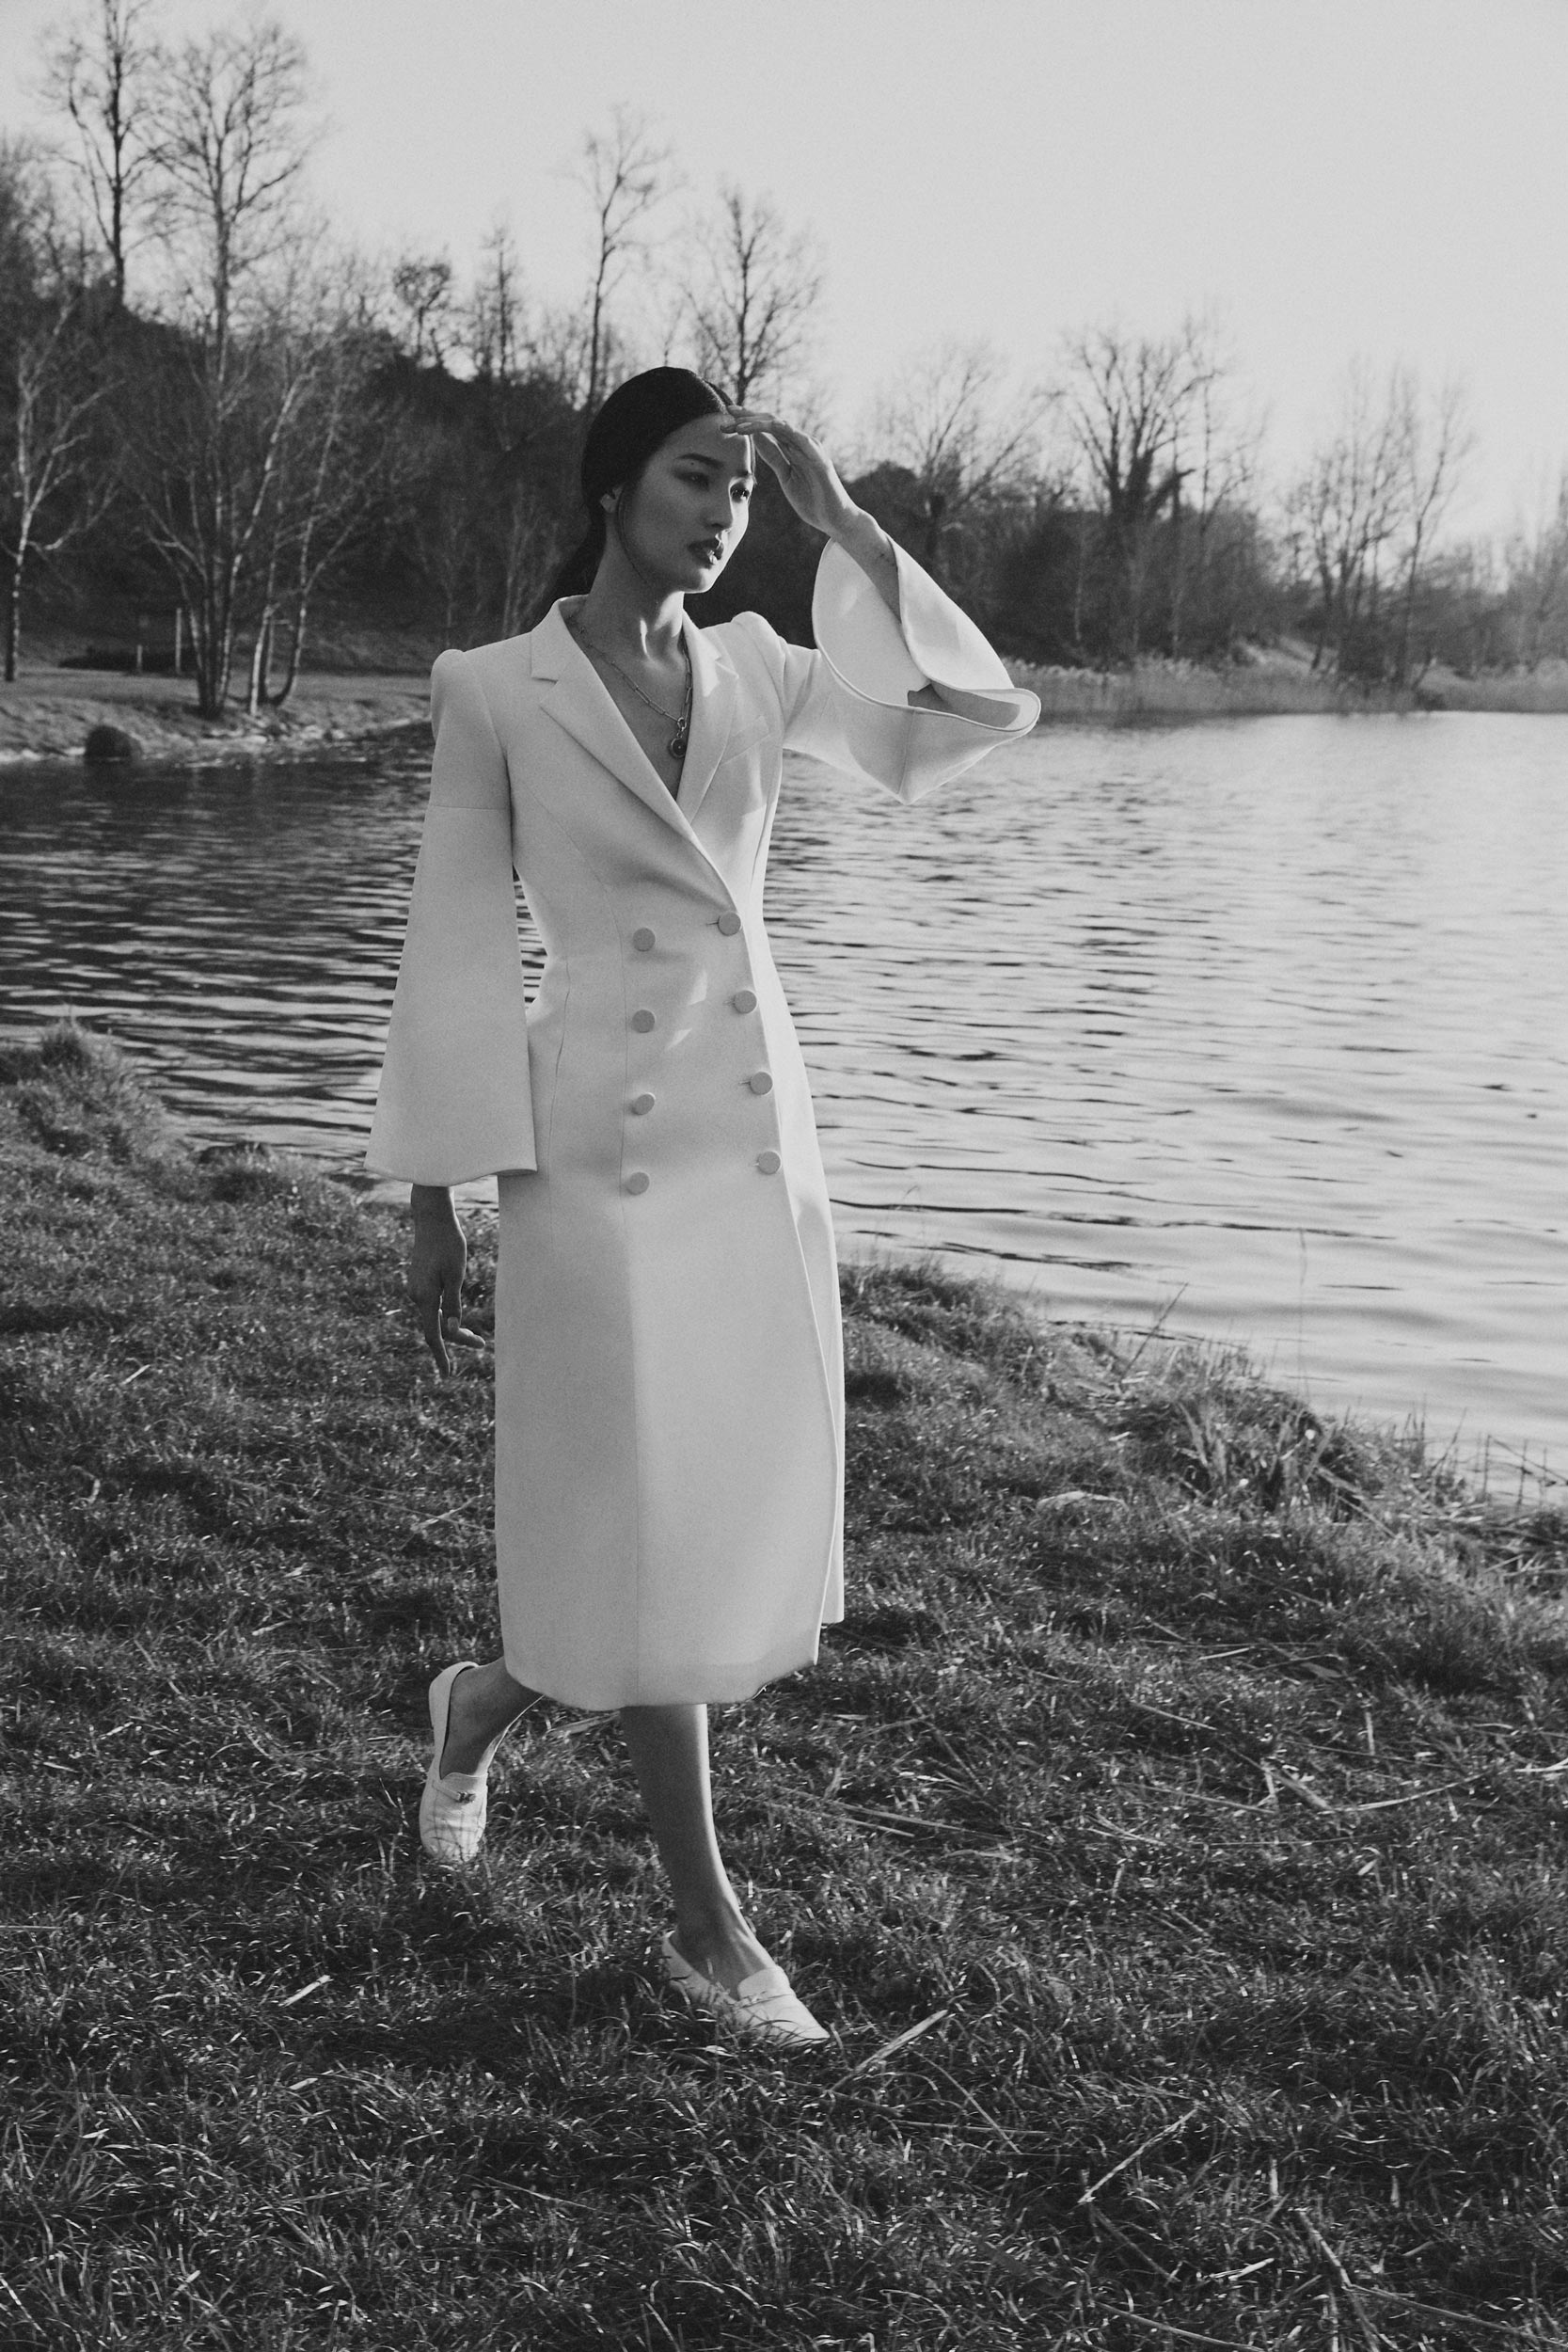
[1,0,1561,534]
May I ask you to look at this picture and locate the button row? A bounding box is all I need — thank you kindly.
[630,993,759,1036]
[626,1152,780,1194]
[628,914,744,949]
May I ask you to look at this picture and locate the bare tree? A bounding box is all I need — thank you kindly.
[0,142,109,679]
[144,17,315,367]
[1390,371,1472,685]
[570,106,676,416]
[124,19,323,713]
[678,183,822,405]
[246,294,388,710]
[1502,468,1568,669]
[1055,323,1221,658]
[1286,361,1469,681]
[40,0,159,308]
[390,248,455,367]
[465,220,524,382]
[867,336,1048,577]
[1161,316,1263,657]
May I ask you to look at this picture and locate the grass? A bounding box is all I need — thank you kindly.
[3,1025,1568,2350]
[1006,651,1568,723]
[0,667,430,767]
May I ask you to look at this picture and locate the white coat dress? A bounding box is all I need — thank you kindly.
[367,540,1037,1709]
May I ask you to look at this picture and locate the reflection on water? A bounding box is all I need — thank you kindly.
[0,714,1563,1467]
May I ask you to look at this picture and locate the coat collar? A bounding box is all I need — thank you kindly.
[531,598,739,842]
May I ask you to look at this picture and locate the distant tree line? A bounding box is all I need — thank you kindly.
[3,1,1565,707]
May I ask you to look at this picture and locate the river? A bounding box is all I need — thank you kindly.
[1,711,1562,1474]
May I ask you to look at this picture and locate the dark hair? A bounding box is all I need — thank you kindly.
[541,367,734,611]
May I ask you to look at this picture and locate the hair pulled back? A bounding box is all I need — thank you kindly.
[541,367,734,612]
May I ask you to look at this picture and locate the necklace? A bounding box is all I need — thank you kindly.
[572,618,693,759]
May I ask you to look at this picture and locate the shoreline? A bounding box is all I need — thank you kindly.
[0,664,431,767]
[4,650,1566,769]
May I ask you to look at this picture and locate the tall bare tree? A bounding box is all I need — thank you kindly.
[867,336,1047,578]
[1286,361,1469,681]
[1056,323,1219,658]
[1502,468,1568,670]
[245,295,388,710]
[144,17,315,368]
[1161,316,1262,657]
[125,18,322,713]
[1389,370,1472,685]
[465,220,524,383]
[0,142,109,679]
[40,0,159,308]
[678,183,822,405]
[571,106,676,416]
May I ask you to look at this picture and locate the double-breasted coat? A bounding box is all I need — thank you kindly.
[367,540,1037,1708]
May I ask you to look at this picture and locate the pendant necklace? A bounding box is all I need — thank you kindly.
[574,619,692,759]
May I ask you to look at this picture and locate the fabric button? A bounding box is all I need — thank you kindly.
[632,927,656,951]
[749,1071,773,1095]
[756,1150,782,1175]
[625,1170,650,1195]
[631,1092,656,1115]
[717,911,742,935]
[630,1009,656,1032]
[731,989,757,1013]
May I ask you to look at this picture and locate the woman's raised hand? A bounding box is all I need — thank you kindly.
[723,409,857,539]
[408,1184,488,1377]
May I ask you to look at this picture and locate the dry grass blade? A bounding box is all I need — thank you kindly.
[833,2006,952,2084]
[1078,2104,1204,2206]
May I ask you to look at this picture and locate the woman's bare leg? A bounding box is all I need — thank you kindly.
[619,1703,773,1994]
[438,1658,543,1773]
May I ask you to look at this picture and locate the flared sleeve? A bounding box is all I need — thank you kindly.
[725,538,1039,803]
[364,649,537,1184]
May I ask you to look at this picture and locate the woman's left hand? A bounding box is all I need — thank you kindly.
[724,409,857,539]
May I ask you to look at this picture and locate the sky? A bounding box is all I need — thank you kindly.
[1,0,1562,535]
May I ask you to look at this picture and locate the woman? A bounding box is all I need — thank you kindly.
[368,367,1037,2046]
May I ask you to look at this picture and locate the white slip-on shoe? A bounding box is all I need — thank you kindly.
[659,1931,832,2047]
[418,1661,507,1866]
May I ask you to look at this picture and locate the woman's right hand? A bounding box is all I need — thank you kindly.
[408,1184,487,1376]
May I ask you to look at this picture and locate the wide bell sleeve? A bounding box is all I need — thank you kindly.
[727,538,1039,803]
[364,648,537,1184]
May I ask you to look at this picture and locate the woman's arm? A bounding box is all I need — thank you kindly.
[724,409,901,623]
[726,408,970,708]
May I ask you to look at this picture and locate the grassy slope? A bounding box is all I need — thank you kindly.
[2,1028,1567,2352]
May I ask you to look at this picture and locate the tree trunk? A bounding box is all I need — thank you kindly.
[4,556,22,683]
[245,608,274,716]
[275,593,307,706]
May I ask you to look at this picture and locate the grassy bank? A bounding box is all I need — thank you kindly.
[3,1027,1567,2349]
[0,667,430,767]
[1008,650,1568,723]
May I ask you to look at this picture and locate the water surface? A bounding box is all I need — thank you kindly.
[1,712,1561,1470]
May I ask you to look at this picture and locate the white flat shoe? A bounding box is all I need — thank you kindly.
[418,1661,507,1866]
[659,1931,832,2047]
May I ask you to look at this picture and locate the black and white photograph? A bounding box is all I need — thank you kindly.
[1,1,1564,2343]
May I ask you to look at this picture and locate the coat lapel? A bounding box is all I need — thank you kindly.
[530,600,739,846]
[674,615,737,830]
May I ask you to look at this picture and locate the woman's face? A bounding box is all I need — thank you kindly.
[611,415,754,592]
